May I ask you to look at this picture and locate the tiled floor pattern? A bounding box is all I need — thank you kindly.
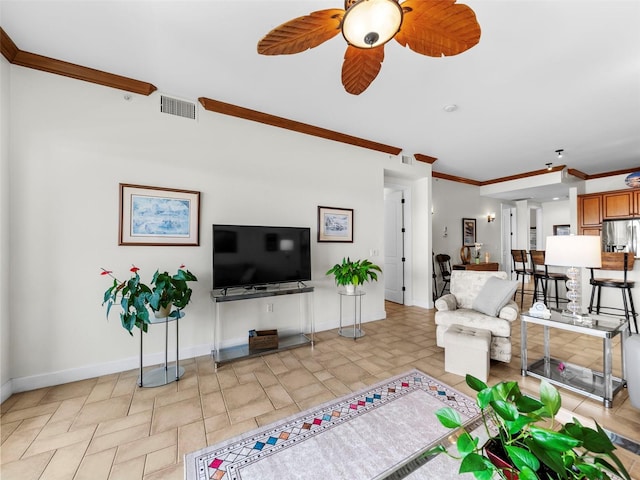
[2,299,640,479]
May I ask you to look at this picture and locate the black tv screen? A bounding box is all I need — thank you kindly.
[212,225,312,289]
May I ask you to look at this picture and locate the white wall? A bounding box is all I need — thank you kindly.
[431,179,503,294]
[4,66,430,394]
[585,174,637,194]
[0,57,11,400]
[540,199,570,249]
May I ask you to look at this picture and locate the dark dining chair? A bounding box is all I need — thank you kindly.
[511,249,533,308]
[529,250,568,308]
[435,254,452,297]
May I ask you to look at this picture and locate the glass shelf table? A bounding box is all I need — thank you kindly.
[520,310,629,408]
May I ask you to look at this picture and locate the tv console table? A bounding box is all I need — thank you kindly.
[210,285,314,368]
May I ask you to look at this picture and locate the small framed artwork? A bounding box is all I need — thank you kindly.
[462,218,476,247]
[553,224,571,236]
[119,183,200,246]
[318,206,354,242]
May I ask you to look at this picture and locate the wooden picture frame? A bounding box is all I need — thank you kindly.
[553,224,571,236]
[462,218,476,247]
[317,206,354,242]
[119,183,200,246]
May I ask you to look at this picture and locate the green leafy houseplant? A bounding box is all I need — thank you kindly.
[427,375,631,480]
[325,257,382,289]
[101,265,197,334]
[149,267,198,317]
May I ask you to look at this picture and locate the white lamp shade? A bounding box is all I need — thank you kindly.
[545,235,602,268]
[342,0,403,48]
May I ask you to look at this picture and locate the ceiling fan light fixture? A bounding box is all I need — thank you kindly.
[342,0,403,48]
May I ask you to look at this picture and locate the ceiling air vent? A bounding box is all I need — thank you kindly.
[401,155,413,165]
[160,95,197,120]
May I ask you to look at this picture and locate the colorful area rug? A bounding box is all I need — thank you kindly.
[184,369,483,480]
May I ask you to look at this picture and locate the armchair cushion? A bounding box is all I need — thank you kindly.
[450,270,509,309]
[472,277,519,317]
[434,293,457,311]
[498,301,519,321]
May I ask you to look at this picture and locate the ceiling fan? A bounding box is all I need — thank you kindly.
[257,0,481,95]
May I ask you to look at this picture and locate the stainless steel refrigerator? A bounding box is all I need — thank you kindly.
[601,218,640,257]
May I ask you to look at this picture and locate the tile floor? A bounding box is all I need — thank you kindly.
[2,300,640,479]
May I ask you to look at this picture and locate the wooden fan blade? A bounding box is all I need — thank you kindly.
[341,45,385,95]
[395,0,481,57]
[258,9,344,55]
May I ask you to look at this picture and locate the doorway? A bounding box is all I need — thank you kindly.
[384,187,407,304]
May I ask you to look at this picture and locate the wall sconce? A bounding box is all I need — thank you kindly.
[487,213,496,223]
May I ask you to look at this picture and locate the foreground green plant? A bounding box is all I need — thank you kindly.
[427,375,630,480]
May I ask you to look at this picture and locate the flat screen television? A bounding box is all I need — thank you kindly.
[212,224,312,289]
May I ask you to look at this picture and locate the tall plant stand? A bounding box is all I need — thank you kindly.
[138,311,185,387]
[338,290,365,340]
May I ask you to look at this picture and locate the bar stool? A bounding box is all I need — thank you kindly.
[511,249,533,307]
[530,250,568,308]
[588,252,638,333]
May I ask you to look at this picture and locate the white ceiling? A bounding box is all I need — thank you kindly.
[2,0,640,191]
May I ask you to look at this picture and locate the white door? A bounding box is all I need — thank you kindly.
[384,190,404,304]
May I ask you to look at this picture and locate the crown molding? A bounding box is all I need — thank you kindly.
[1,28,19,62]
[414,154,438,164]
[198,97,402,156]
[567,168,588,180]
[480,164,566,186]
[435,164,640,187]
[1,28,157,96]
[432,171,481,186]
[584,166,640,180]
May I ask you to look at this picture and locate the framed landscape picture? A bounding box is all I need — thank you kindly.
[119,183,200,246]
[462,218,476,246]
[318,206,353,242]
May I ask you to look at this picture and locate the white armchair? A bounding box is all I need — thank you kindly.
[435,270,519,362]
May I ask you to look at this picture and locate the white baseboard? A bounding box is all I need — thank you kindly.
[8,343,212,395]
[412,298,433,309]
[4,311,388,396]
[1,379,13,403]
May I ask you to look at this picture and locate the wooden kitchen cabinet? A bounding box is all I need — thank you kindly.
[603,191,634,219]
[581,227,602,237]
[579,195,602,227]
[578,188,640,235]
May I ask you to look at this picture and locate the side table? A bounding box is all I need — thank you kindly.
[338,290,365,340]
[520,310,628,407]
[138,311,185,387]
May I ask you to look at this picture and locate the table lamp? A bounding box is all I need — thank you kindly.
[544,235,602,324]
